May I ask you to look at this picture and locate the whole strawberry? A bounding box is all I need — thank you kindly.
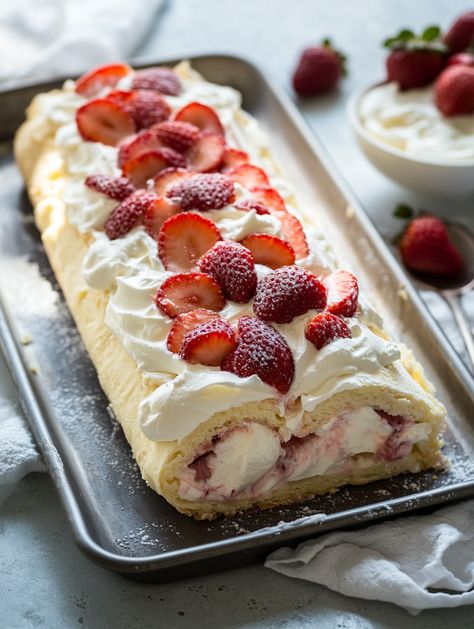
[384,26,447,90]
[399,215,464,277]
[435,65,474,116]
[292,39,346,96]
[444,11,474,53]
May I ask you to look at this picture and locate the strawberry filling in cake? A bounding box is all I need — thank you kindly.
[179,408,430,501]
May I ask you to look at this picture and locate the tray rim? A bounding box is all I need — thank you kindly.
[1,52,474,576]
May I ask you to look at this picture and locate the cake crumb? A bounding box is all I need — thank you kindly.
[345,205,355,219]
[20,333,33,345]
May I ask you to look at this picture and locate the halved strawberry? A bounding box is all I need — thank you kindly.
[106,89,136,109]
[174,102,224,135]
[132,67,182,96]
[167,309,220,354]
[85,174,135,201]
[187,132,225,172]
[221,147,250,171]
[251,186,309,258]
[154,120,200,153]
[234,199,270,215]
[105,190,157,240]
[122,149,185,188]
[129,90,171,130]
[155,273,225,318]
[228,164,270,189]
[153,168,192,196]
[158,212,222,272]
[75,63,131,98]
[117,128,163,167]
[76,99,135,146]
[305,312,352,350]
[323,270,359,317]
[241,233,295,269]
[143,198,179,240]
[180,318,237,366]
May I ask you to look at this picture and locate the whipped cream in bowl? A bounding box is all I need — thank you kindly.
[348,81,474,196]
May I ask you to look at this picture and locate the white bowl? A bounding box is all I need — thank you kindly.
[347,84,474,197]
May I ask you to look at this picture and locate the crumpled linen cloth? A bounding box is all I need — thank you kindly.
[0,0,164,85]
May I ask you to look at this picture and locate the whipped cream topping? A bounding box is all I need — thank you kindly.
[359,82,474,162]
[36,62,414,442]
[178,407,431,501]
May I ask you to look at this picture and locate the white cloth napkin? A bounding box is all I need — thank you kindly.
[0,0,164,85]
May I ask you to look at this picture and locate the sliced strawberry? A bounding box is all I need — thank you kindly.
[180,318,237,366]
[106,89,136,109]
[228,164,270,189]
[154,120,200,153]
[143,198,179,240]
[104,190,156,240]
[174,102,224,135]
[75,63,131,98]
[167,173,235,211]
[131,66,182,95]
[221,316,294,394]
[199,241,257,303]
[158,212,222,272]
[187,132,225,172]
[85,174,135,201]
[117,128,163,167]
[241,233,295,269]
[76,99,135,146]
[323,270,359,317]
[305,312,352,350]
[251,187,309,258]
[122,148,185,188]
[253,265,326,323]
[155,273,225,318]
[221,147,250,171]
[234,199,270,215]
[167,309,220,354]
[153,167,192,196]
[129,90,171,130]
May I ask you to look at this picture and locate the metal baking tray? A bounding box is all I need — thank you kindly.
[1,54,473,582]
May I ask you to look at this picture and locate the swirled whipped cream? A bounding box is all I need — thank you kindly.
[35,62,413,443]
[359,82,474,162]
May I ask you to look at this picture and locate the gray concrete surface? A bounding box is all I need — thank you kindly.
[2,1,474,627]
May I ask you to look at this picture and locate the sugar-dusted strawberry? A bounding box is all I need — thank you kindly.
[167,173,235,211]
[180,318,237,366]
[167,309,220,354]
[447,52,474,68]
[174,102,224,135]
[131,66,182,95]
[241,233,295,269]
[305,312,352,350]
[85,174,135,201]
[383,27,447,90]
[143,197,179,240]
[227,164,270,189]
[75,63,131,98]
[117,128,164,167]
[221,316,294,394]
[187,132,225,172]
[154,120,200,153]
[104,190,157,240]
[435,65,474,116]
[292,39,346,96]
[76,99,135,146]
[153,167,192,196]
[155,273,225,318]
[251,187,309,258]
[221,147,250,171]
[323,270,359,317]
[122,148,185,188]
[199,241,257,303]
[158,212,221,272]
[399,215,464,276]
[128,90,171,130]
[253,265,326,324]
[234,199,270,215]
[444,11,474,53]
